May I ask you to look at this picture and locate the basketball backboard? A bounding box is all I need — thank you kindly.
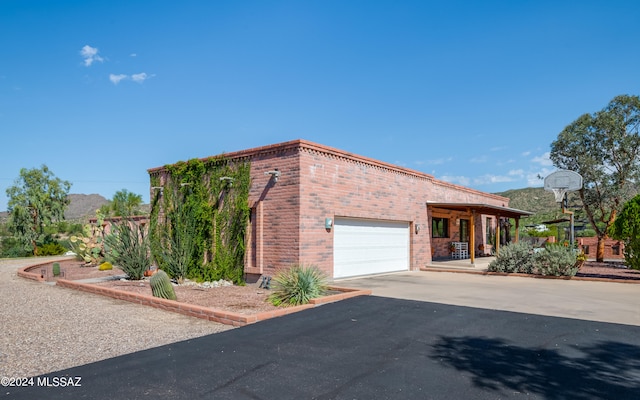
[544,170,583,203]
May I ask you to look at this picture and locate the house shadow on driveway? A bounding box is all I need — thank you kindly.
[432,336,640,399]
[7,296,640,400]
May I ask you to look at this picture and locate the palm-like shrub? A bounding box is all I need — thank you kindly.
[268,265,329,306]
[104,219,150,280]
[488,241,536,273]
[534,244,580,276]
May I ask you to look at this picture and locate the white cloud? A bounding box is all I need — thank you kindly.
[532,151,553,166]
[420,157,452,166]
[527,168,554,187]
[130,53,137,57]
[80,45,104,67]
[508,169,524,177]
[470,155,487,163]
[440,175,471,186]
[521,151,531,156]
[109,74,128,84]
[473,174,516,185]
[109,72,154,85]
[131,72,151,83]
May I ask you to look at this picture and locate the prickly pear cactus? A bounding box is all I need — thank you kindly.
[52,262,61,277]
[69,209,107,266]
[149,270,177,301]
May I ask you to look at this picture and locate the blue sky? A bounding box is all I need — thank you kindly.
[1,0,639,212]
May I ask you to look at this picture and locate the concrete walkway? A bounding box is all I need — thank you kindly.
[339,270,640,326]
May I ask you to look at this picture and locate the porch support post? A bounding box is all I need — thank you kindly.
[515,218,520,243]
[495,214,501,256]
[469,209,475,265]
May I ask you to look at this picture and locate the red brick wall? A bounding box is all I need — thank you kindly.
[297,148,430,274]
[245,146,301,276]
[577,237,625,260]
[150,139,512,278]
[291,142,508,275]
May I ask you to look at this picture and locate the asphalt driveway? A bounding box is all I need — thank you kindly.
[7,295,640,399]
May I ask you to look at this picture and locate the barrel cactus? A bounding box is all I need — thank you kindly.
[52,262,61,277]
[149,270,177,301]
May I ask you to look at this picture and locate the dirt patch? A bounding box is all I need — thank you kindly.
[93,279,279,315]
[42,259,280,314]
[40,258,125,281]
[577,261,640,282]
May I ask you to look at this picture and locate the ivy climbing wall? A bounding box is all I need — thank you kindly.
[149,157,250,284]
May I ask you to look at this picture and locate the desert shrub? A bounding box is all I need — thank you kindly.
[0,237,30,258]
[488,242,536,273]
[610,195,640,270]
[104,219,150,280]
[533,244,579,276]
[268,265,329,306]
[575,229,596,238]
[67,223,84,235]
[37,241,67,256]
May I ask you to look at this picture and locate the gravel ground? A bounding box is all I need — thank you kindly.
[0,257,233,378]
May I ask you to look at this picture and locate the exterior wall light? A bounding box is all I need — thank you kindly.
[220,176,235,187]
[325,218,333,230]
[415,224,421,234]
[264,169,281,183]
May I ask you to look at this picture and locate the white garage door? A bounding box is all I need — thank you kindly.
[334,218,410,278]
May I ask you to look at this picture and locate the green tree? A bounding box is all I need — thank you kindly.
[110,189,143,217]
[610,194,640,270]
[6,165,71,255]
[550,94,640,262]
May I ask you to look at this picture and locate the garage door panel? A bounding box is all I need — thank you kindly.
[334,218,409,278]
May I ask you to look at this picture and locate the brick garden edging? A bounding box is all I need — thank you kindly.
[17,256,77,282]
[54,278,371,326]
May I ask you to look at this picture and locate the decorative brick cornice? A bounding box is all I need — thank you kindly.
[146,138,510,202]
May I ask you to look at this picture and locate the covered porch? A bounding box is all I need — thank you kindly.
[427,202,533,266]
[426,256,496,271]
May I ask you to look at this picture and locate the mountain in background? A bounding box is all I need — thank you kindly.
[495,187,558,214]
[65,194,110,221]
[0,193,150,223]
[494,187,583,227]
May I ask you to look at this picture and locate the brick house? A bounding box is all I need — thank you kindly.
[577,237,625,260]
[149,139,531,280]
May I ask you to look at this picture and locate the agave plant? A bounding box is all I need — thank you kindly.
[268,264,329,306]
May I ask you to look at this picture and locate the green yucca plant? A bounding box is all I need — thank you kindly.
[268,265,329,306]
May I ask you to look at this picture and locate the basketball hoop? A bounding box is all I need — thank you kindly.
[544,170,583,247]
[550,188,567,203]
[544,170,582,202]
